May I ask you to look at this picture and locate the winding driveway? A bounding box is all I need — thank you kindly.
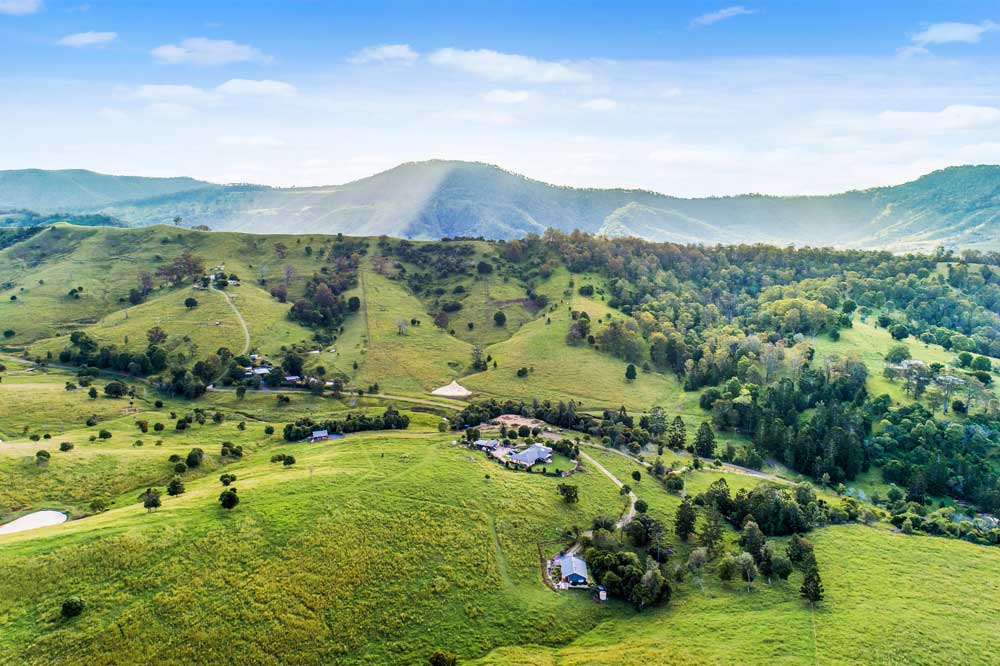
[210,285,250,356]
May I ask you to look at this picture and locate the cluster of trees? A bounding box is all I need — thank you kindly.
[58,330,168,377]
[694,478,867,536]
[583,513,672,610]
[282,406,410,441]
[871,404,1000,514]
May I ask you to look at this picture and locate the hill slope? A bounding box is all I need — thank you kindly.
[0,169,208,211]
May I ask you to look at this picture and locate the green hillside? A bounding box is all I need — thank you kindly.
[2,225,1000,666]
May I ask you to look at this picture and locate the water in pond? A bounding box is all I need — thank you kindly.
[0,510,68,535]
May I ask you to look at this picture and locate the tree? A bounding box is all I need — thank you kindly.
[283,454,297,467]
[147,326,168,345]
[687,547,708,590]
[220,473,237,486]
[631,470,642,483]
[219,487,240,510]
[35,449,51,466]
[699,505,724,553]
[694,421,716,458]
[186,447,204,469]
[772,554,794,581]
[971,356,993,372]
[737,552,758,592]
[675,497,696,541]
[885,344,910,364]
[140,488,161,512]
[800,556,824,605]
[61,597,86,619]
[88,386,98,399]
[668,415,686,449]
[428,649,458,666]
[557,483,579,503]
[493,311,507,326]
[738,520,766,562]
[104,381,126,398]
[625,363,637,381]
[634,498,649,513]
[718,554,738,582]
[184,297,199,309]
[166,476,185,496]
[890,324,909,340]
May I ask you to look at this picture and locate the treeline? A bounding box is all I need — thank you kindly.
[282,406,410,441]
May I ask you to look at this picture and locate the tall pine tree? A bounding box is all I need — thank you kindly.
[800,555,824,606]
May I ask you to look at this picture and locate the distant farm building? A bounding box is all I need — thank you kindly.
[558,555,589,586]
[310,430,330,443]
[474,438,500,452]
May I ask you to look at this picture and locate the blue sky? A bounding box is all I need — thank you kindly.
[3,0,1000,195]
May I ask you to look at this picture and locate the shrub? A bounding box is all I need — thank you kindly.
[219,488,239,510]
[173,462,187,474]
[61,597,86,619]
[166,476,185,496]
[493,311,506,326]
[59,442,74,452]
[283,455,297,467]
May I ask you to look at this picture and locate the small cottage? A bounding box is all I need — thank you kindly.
[309,430,330,443]
[558,555,589,586]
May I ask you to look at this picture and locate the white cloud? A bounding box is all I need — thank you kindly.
[0,0,41,15]
[57,31,117,47]
[481,88,531,104]
[879,105,1000,131]
[150,37,272,66]
[216,78,297,97]
[428,48,590,83]
[579,97,617,111]
[913,20,998,45]
[145,102,195,120]
[133,84,216,103]
[97,107,127,121]
[348,43,418,65]
[900,20,998,57]
[689,6,756,29]
[216,135,286,147]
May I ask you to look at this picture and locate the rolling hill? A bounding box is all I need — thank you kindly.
[0,169,209,211]
[3,161,1000,251]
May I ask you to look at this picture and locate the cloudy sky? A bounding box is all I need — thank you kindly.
[3,0,1000,196]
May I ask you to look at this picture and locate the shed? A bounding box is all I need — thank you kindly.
[309,429,330,443]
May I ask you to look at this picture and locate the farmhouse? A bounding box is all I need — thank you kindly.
[558,554,589,586]
[509,443,553,467]
[310,430,330,443]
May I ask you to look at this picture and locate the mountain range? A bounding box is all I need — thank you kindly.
[2,160,999,251]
